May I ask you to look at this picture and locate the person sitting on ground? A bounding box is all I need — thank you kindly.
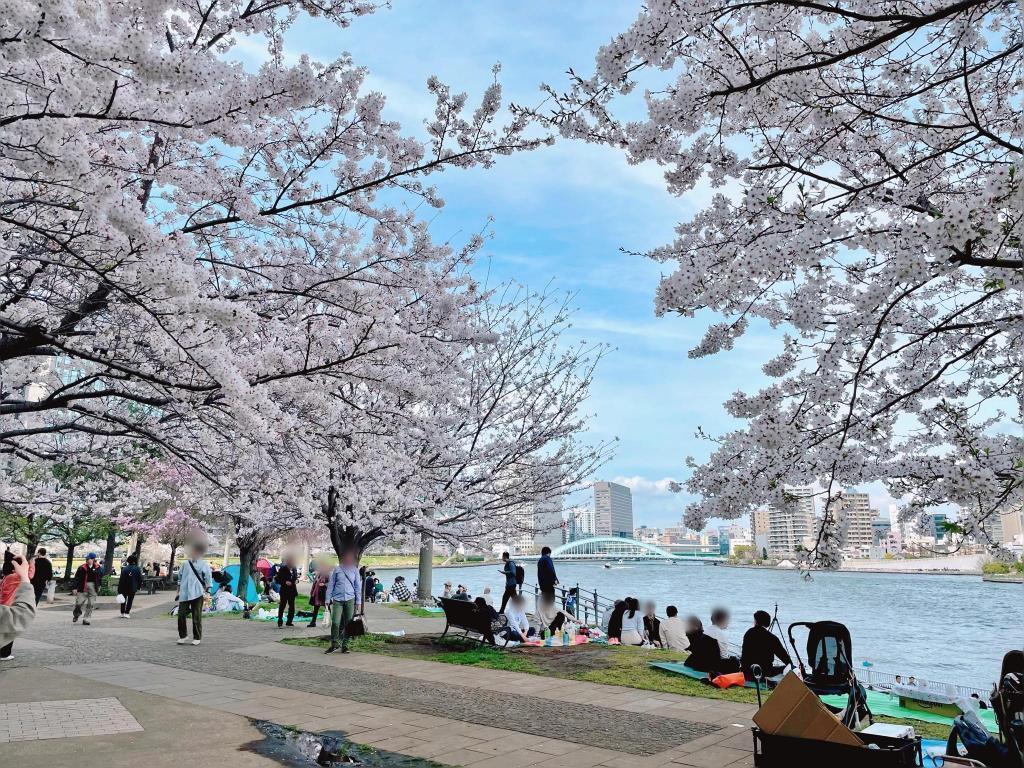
[705,608,737,660]
[373,577,386,602]
[659,605,689,651]
[564,587,578,616]
[606,599,628,641]
[390,576,411,602]
[502,593,534,642]
[535,591,575,635]
[602,599,624,634]
[740,610,792,680]
[683,616,728,672]
[0,555,35,661]
[481,586,494,606]
[643,601,661,648]
[452,584,471,601]
[619,597,647,646]
[212,585,247,613]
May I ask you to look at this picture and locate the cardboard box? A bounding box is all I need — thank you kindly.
[753,672,864,746]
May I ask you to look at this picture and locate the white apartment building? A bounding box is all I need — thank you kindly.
[834,492,876,549]
[767,486,817,555]
[565,505,595,542]
[505,498,565,554]
[593,481,634,538]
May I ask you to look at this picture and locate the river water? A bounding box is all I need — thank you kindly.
[377,561,1023,689]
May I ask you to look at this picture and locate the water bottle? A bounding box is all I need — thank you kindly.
[562,628,569,645]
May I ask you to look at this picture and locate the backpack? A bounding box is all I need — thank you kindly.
[514,564,525,586]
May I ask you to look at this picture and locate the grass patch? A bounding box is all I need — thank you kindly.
[388,602,440,619]
[279,633,955,739]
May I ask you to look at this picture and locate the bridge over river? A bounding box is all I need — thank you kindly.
[546,536,726,562]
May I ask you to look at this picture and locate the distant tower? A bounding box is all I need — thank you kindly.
[593,481,634,538]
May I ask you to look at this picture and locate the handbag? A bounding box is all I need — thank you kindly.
[345,614,367,637]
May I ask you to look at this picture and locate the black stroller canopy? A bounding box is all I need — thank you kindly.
[789,620,855,692]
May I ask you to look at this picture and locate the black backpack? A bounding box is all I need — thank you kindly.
[514,564,525,586]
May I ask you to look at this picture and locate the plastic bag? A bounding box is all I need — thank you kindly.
[711,672,746,689]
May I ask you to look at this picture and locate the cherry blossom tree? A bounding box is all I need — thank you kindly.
[317,285,614,596]
[537,0,1023,567]
[1,0,544,482]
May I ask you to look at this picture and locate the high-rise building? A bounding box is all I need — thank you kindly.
[565,506,595,542]
[751,508,770,538]
[593,481,634,538]
[987,505,1024,545]
[506,498,564,554]
[767,486,816,555]
[871,517,892,545]
[834,492,875,549]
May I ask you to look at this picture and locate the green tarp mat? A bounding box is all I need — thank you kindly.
[650,662,999,733]
[821,690,999,733]
[649,661,761,689]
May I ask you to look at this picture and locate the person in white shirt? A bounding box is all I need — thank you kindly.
[619,597,646,646]
[704,607,741,671]
[535,592,575,634]
[659,605,690,651]
[481,586,494,606]
[212,585,246,612]
[502,594,533,642]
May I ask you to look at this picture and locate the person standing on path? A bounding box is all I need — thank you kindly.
[175,540,212,645]
[536,546,558,599]
[307,560,329,628]
[117,554,143,618]
[498,551,518,613]
[71,553,102,625]
[325,550,362,654]
[30,548,52,605]
[0,554,35,661]
[275,555,299,627]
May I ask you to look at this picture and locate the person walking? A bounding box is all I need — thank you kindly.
[117,554,143,618]
[498,551,518,612]
[0,555,36,661]
[307,562,329,628]
[1,550,24,659]
[325,550,362,654]
[71,553,102,626]
[175,540,212,646]
[536,546,558,600]
[30,548,52,605]
[274,556,299,627]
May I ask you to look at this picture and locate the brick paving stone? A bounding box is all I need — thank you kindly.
[0,697,143,743]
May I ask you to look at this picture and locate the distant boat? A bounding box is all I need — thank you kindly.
[603,563,612,569]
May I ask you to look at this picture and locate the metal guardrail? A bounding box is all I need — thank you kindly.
[522,580,616,626]
[860,667,989,699]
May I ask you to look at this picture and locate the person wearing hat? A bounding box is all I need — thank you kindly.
[71,553,102,625]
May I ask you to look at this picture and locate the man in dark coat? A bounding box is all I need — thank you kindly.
[536,546,558,599]
[274,556,299,627]
[30,548,53,604]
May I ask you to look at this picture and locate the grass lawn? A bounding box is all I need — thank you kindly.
[281,631,954,739]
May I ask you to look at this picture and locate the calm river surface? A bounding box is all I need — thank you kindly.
[379,561,1023,689]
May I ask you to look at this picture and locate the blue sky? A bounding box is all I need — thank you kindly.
[268,3,829,527]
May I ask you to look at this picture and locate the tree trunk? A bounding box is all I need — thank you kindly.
[132,534,144,560]
[102,527,117,575]
[323,485,383,565]
[237,538,260,603]
[23,512,41,555]
[169,542,178,574]
[416,533,433,603]
[64,544,75,581]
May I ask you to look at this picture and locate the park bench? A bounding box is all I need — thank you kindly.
[143,576,171,594]
[437,597,510,647]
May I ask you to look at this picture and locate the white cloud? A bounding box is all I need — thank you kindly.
[612,476,681,495]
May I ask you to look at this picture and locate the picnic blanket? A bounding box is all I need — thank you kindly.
[649,661,762,689]
[821,689,999,733]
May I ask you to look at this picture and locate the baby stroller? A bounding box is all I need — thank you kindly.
[945,651,1024,767]
[788,620,873,730]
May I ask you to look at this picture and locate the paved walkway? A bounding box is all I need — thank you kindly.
[2,594,758,767]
